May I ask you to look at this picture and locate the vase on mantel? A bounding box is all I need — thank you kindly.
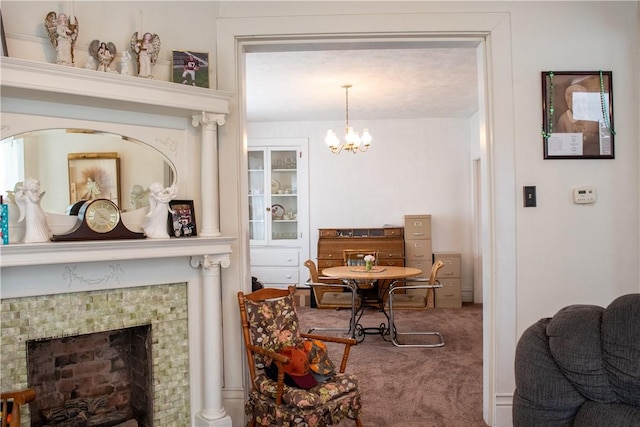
[365,261,372,271]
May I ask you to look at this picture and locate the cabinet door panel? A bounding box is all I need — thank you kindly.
[251,267,299,285]
[250,250,299,266]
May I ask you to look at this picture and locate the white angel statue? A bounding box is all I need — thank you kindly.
[130,31,161,79]
[120,50,132,75]
[44,11,79,66]
[89,40,117,72]
[143,183,178,239]
[15,178,50,243]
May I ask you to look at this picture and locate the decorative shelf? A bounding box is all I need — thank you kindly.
[0,57,233,118]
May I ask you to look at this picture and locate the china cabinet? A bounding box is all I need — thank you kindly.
[248,138,309,288]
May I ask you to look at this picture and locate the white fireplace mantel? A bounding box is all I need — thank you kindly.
[1,57,236,426]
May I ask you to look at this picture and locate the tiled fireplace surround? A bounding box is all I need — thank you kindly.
[1,58,236,426]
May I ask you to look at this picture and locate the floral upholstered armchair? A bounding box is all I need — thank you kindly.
[237,286,363,426]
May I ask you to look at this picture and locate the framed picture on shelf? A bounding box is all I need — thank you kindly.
[171,50,209,88]
[68,152,121,206]
[168,200,197,237]
[1,10,8,56]
[541,71,614,159]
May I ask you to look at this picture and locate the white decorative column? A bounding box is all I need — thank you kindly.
[192,112,226,237]
[191,254,232,427]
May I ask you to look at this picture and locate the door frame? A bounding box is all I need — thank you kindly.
[217,11,517,426]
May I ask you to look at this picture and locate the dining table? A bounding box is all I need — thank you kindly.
[321,265,422,342]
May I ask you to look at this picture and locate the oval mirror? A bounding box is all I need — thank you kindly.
[1,129,176,214]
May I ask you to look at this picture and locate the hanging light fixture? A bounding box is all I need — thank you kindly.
[325,84,372,154]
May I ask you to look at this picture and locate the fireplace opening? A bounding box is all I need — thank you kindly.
[26,325,153,427]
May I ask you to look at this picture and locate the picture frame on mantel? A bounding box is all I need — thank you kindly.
[171,50,209,88]
[68,152,121,207]
[168,200,197,238]
[541,71,615,159]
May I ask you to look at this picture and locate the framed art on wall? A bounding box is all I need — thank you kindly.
[171,50,209,88]
[68,152,121,206]
[168,200,197,237]
[541,71,615,159]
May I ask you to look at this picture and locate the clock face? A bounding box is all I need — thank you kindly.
[83,199,121,233]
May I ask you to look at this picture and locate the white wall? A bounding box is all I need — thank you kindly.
[248,118,475,299]
[508,1,640,330]
[3,1,638,426]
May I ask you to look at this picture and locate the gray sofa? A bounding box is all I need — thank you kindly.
[513,293,640,426]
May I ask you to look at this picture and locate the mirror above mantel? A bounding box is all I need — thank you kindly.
[2,128,175,214]
[1,57,233,255]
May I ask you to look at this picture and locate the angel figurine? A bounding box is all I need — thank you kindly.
[44,11,79,66]
[89,40,117,72]
[15,178,50,243]
[143,183,178,239]
[130,31,161,79]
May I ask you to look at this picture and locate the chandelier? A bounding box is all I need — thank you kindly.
[325,84,372,154]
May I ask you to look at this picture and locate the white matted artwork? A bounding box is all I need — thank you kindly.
[68,152,121,206]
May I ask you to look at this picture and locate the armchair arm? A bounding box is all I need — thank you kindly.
[300,333,357,373]
[247,344,291,405]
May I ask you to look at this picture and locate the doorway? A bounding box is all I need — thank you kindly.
[217,11,518,426]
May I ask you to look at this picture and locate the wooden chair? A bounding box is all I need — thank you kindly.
[1,388,36,427]
[304,259,359,336]
[304,259,359,310]
[237,286,362,426]
[387,260,445,347]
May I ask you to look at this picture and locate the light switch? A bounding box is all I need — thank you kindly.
[523,186,536,207]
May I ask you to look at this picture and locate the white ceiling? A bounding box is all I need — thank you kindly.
[245,44,480,123]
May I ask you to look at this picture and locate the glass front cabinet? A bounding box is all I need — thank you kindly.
[248,138,309,289]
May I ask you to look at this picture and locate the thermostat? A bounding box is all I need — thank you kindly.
[573,186,596,204]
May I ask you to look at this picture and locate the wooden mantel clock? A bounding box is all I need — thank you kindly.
[51,199,146,241]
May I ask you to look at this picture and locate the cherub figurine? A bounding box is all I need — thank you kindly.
[15,178,50,243]
[44,11,79,66]
[130,31,161,79]
[88,40,117,72]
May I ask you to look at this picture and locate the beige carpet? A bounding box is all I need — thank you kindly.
[297,303,487,427]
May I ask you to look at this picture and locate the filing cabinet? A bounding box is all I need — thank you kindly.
[433,252,462,308]
[404,215,434,306]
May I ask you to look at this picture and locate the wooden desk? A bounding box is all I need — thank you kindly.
[322,266,421,341]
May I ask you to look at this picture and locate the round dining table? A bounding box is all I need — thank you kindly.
[321,265,422,341]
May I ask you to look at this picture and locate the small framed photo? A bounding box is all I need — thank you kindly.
[172,50,209,88]
[68,152,121,206]
[168,200,197,238]
[542,71,614,159]
[1,10,8,56]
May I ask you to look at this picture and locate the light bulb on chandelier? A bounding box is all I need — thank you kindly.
[325,84,372,154]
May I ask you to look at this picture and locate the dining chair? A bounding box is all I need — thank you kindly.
[304,259,359,336]
[1,388,36,427]
[304,259,359,310]
[387,260,445,347]
[237,286,363,427]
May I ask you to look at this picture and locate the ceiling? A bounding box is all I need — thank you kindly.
[245,43,481,123]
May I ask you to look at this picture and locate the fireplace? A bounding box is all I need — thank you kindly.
[1,283,190,426]
[27,325,153,427]
[1,58,235,426]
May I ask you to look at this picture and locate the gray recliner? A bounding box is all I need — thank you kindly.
[513,293,640,426]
